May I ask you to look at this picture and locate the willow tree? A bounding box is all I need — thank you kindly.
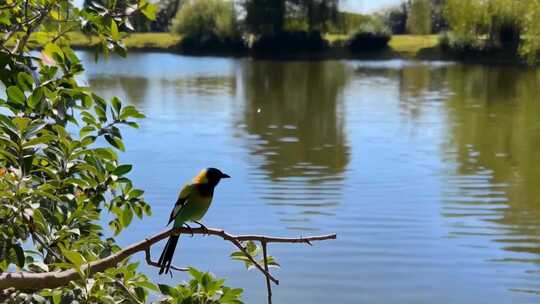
[406,0,432,34]
[444,0,540,60]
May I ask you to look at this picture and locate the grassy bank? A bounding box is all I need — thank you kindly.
[327,34,439,57]
[29,32,182,51]
[31,32,442,58]
[389,35,439,56]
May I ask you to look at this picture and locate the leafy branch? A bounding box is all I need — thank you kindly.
[0,226,336,303]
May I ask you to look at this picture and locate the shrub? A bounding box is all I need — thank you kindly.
[347,19,391,52]
[442,0,540,60]
[172,0,237,38]
[439,30,520,55]
[250,30,328,54]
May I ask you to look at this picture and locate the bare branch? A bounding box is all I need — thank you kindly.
[262,241,272,304]
[144,247,188,272]
[0,227,336,291]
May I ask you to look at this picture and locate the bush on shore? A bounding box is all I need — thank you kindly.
[347,19,391,52]
[438,31,517,57]
[171,0,245,52]
[250,31,328,53]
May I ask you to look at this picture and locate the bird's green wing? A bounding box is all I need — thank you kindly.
[167,183,193,226]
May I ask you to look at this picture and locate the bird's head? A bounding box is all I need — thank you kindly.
[193,168,230,186]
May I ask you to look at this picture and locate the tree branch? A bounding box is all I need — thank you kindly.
[144,247,188,272]
[262,241,272,304]
[0,227,336,291]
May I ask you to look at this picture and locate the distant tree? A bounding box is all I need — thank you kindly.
[407,0,432,34]
[431,0,447,32]
[171,0,238,38]
[299,0,339,32]
[243,0,286,35]
[379,0,446,34]
[443,0,540,60]
[380,2,408,34]
[328,12,370,34]
[152,0,183,31]
[242,0,339,35]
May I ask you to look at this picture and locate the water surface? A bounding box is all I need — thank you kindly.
[81,52,540,303]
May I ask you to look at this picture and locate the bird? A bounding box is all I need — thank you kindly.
[158,167,230,275]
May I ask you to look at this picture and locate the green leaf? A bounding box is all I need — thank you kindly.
[138,281,158,291]
[110,19,119,40]
[43,43,64,61]
[143,202,152,216]
[13,117,30,133]
[188,267,203,282]
[52,293,61,304]
[105,135,125,151]
[23,135,55,148]
[141,3,157,20]
[113,164,132,176]
[60,248,85,268]
[17,72,34,91]
[120,105,145,119]
[94,148,117,160]
[7,86,26,105]
[111,97,122,115]
[129,189,144,198]
[109,220,121,236]
[80,125,96,137]
[158,284,180,297]
[121,204,134,227]
[12,244,25,268]
[28,88,44,109]
[95,105,107,122]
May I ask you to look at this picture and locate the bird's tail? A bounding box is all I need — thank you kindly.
[158,234,180,275]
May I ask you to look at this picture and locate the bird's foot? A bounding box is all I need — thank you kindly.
[183,224,194,237]
[194,221,209,235]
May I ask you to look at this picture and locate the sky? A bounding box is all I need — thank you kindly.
[341,0,402,13]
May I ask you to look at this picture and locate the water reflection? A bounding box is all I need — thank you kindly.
[88,76,150,105]
[237,61,351,227]
[441,65,540,293]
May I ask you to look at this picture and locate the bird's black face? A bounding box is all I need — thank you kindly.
[206,167,230,186]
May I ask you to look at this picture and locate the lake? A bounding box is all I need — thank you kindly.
[80,52,540,303]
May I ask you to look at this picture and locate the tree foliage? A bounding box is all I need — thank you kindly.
[0,0,244,303]
[242,0,339,35]
[347,17,391,52]
[378,0,446,34]
[171,0,238,39]
[406,0,432,34]
[444,0,540,60]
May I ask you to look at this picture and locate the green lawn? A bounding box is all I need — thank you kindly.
[26,32,182,50]
[389,35,440,56]
[326,34,439,56]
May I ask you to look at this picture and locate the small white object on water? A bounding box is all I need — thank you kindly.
[257,108,261,114]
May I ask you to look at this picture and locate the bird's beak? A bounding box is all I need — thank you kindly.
[221,173,231,179]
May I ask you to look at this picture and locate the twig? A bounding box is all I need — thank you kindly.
[114,280,144,304]
[262,241,272,304]
[51,25,76,43]
[144,248,188,272]
[31,232,61,261]
[222,233,280,285]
